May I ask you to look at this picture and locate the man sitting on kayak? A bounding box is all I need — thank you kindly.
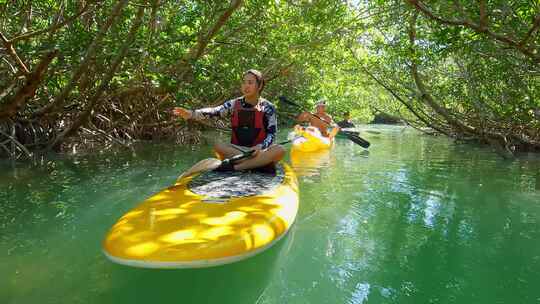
[337,111,355,129]
[172,69,285,172]
[296,100,340,138]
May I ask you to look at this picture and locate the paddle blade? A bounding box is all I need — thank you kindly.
[342,132,370,148]
[340,130,360,137]
[178,158,222,180]
[365,130,381,135]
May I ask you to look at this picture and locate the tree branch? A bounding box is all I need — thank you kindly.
[348,46,450,136]
[173,0,243,84]
[519,14,540,47]
[407,10,476,135]
[0,49,59,120]
[32,0,130,118]
[10,1,94,43]
[478,0,488,30]
[48,5,146,149]
[0,31,30,74]
[407,0,540,63]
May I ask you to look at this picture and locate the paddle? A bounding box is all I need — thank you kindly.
[278,96,371,148]
[178,138,299,179]
[336,130,371,148]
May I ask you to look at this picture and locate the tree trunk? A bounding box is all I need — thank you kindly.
[406,0,540,64]
[32,0,130,118]
[407,11,477,135]
[172,0,243,88]
[348,47,451,135]
[48,5,146,149]
[0,49,59,120]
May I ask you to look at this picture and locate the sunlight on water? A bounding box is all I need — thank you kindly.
[1,125,540,303]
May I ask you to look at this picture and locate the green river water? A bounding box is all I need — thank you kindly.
[1,125,540,304]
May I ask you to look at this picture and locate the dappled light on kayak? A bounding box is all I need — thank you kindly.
[102,163,299,268]
[125,242,160,257]
[201,211,248,226]
[159,229,196,243]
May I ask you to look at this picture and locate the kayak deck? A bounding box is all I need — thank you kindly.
[102,163,299,268]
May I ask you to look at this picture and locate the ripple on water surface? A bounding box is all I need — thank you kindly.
[2,126,540,304]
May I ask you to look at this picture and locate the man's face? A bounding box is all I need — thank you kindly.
[316,104,326,114]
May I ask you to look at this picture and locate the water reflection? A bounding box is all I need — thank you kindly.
[290,148,332,178]
[101,226,295,303]
[262,126,540,303]
[2,126,540,303]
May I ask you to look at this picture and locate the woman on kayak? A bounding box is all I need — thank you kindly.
[172,69,285,172]
[297,100,340,138]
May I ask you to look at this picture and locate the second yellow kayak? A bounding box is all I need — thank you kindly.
[291,125,333,152]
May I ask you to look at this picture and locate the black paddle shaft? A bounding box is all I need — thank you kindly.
[226,138,298,165]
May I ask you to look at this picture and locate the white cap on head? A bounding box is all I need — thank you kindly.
[316,99,327,107]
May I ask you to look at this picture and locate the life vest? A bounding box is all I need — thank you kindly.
[231,98,267,147]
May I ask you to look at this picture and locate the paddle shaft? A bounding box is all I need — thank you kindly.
[228,137,298,164]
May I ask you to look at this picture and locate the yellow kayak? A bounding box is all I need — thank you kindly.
[102,162,299,268]
[291,125,333,152]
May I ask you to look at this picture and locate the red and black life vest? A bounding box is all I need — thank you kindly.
[231,98,267,147]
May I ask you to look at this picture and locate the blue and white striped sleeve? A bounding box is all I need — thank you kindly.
[261,102,278,149]
[192,99,235,120]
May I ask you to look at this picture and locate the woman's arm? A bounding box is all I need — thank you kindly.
[172,99,235,120]
[192,100,235,119]
[261,103,278,149]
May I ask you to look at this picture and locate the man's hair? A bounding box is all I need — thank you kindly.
[344,111,350,116]
[243,69,265,92]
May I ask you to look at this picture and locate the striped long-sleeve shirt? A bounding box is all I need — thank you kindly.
[192,97,277,149]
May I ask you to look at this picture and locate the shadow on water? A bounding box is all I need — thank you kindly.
[100,227,295,303]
